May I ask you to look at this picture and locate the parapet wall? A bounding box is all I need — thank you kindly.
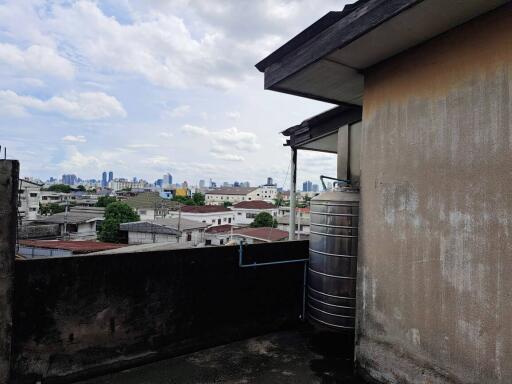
[12,241,307,383]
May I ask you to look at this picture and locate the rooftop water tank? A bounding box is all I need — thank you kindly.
[308,187,359,331]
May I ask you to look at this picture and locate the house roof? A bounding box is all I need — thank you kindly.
[256,0,508,105]
[18,240,126,254]
[124,192,181,210]
[19,178,44,187]
[206,187,258,196]
[232,200,276,210]
[181,205,232,214]
[232,227,289,242]
[282,105,362,152]
[120,218,209,235]
[34,207,105,225]
[205,224,236,234]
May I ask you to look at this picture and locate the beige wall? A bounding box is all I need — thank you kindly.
[357,5,512,384]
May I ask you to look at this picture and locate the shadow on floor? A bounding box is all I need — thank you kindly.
[77,325,366,384]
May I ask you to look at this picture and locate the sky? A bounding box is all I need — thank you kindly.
[0,0,354,189]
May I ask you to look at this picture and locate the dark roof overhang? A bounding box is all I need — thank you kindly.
[256,0,508,105]
[282,104,362,153]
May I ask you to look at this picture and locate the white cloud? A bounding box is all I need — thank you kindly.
[62,135,86,143]
[181,124,210,136]
[125,143,159,149]
[0,43,74,80]
[162,104,191,118]
[211,152,245,161]
[182,125,260,152]
[0,90,126,120]
[226,111,240,119]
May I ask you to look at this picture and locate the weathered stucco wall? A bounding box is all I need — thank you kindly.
[357,5,512,384]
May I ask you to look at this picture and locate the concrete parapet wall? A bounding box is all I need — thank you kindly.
[12,240,308,383]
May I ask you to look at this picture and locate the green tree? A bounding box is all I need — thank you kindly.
[172,195,195,205]
[192,192,205,206]
[46,184,72,193]
[250,212,277,228]
[223,201,233,208]
[39,203,65,215]
[96,196,117,207]
[98,202,140,243]
[76,185,86,192]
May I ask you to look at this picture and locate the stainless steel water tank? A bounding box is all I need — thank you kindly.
[308,187,359,331]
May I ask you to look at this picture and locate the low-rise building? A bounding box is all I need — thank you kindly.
[231,200,277,225]
[18,179,43,220]
[33,207,105,240]
[204,224,236,246]
[124,192,181,220]
[168,205,235,227]
[205,187,259,205]
[277,215,310,239]
[120,218,208,246]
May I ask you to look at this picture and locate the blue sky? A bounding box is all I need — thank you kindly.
[0,0,353,188]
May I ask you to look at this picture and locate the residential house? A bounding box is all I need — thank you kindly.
[119,218,208,246]
[168,205,235,227]
[18,179,43,220]
[256,1,512,382]
[39,191,76,206]
[124,192,181,220]
[231,200,277,225]
[204,224,236,246]
[205,187,270,205]
[33,206,105,240]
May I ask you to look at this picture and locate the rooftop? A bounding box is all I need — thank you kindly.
[181,205,232,214]
[206,187,258,195]
[34,207,105,224]
[76,328,362,384]
[232,200,276,209]
[120,218,209,234]
[18,240,126,254]
[233,227,289,242]
[88,242,193,255]
[124,192,181,210]
[205,224,236,234]
[277,215,311,226]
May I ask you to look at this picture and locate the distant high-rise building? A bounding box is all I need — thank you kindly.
[312,184,319,192]
[240,181,250,188]
[233,181,240,187]
[266,177,274,185]
[108,171,114,182]
[199,179,205,189]
[302,180,313,192]
[62,174,77,185]
[102,171,107,187]
[155,179,163,188]
[163,173,173,186]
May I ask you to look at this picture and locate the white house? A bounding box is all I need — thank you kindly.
[18,179,43,220]
[168,205,235,227]
[205,187,260,205]
[119,218,208,246]
[231,200,277,225]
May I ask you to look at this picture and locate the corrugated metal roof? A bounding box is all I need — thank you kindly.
[124,192,181,210]
[18,240,126,254]
[181,205,232,214]
[120,218,209,234]
[232,227,289,242]
[205,187,258,196]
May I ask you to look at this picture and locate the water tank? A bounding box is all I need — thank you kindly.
[308,187,359,331]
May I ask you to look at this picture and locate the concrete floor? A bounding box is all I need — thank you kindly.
[77,328,366,384]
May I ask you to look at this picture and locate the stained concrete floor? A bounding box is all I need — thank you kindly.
[77,328,366,384]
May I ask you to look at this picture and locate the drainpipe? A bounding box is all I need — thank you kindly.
[289,148,297,241]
